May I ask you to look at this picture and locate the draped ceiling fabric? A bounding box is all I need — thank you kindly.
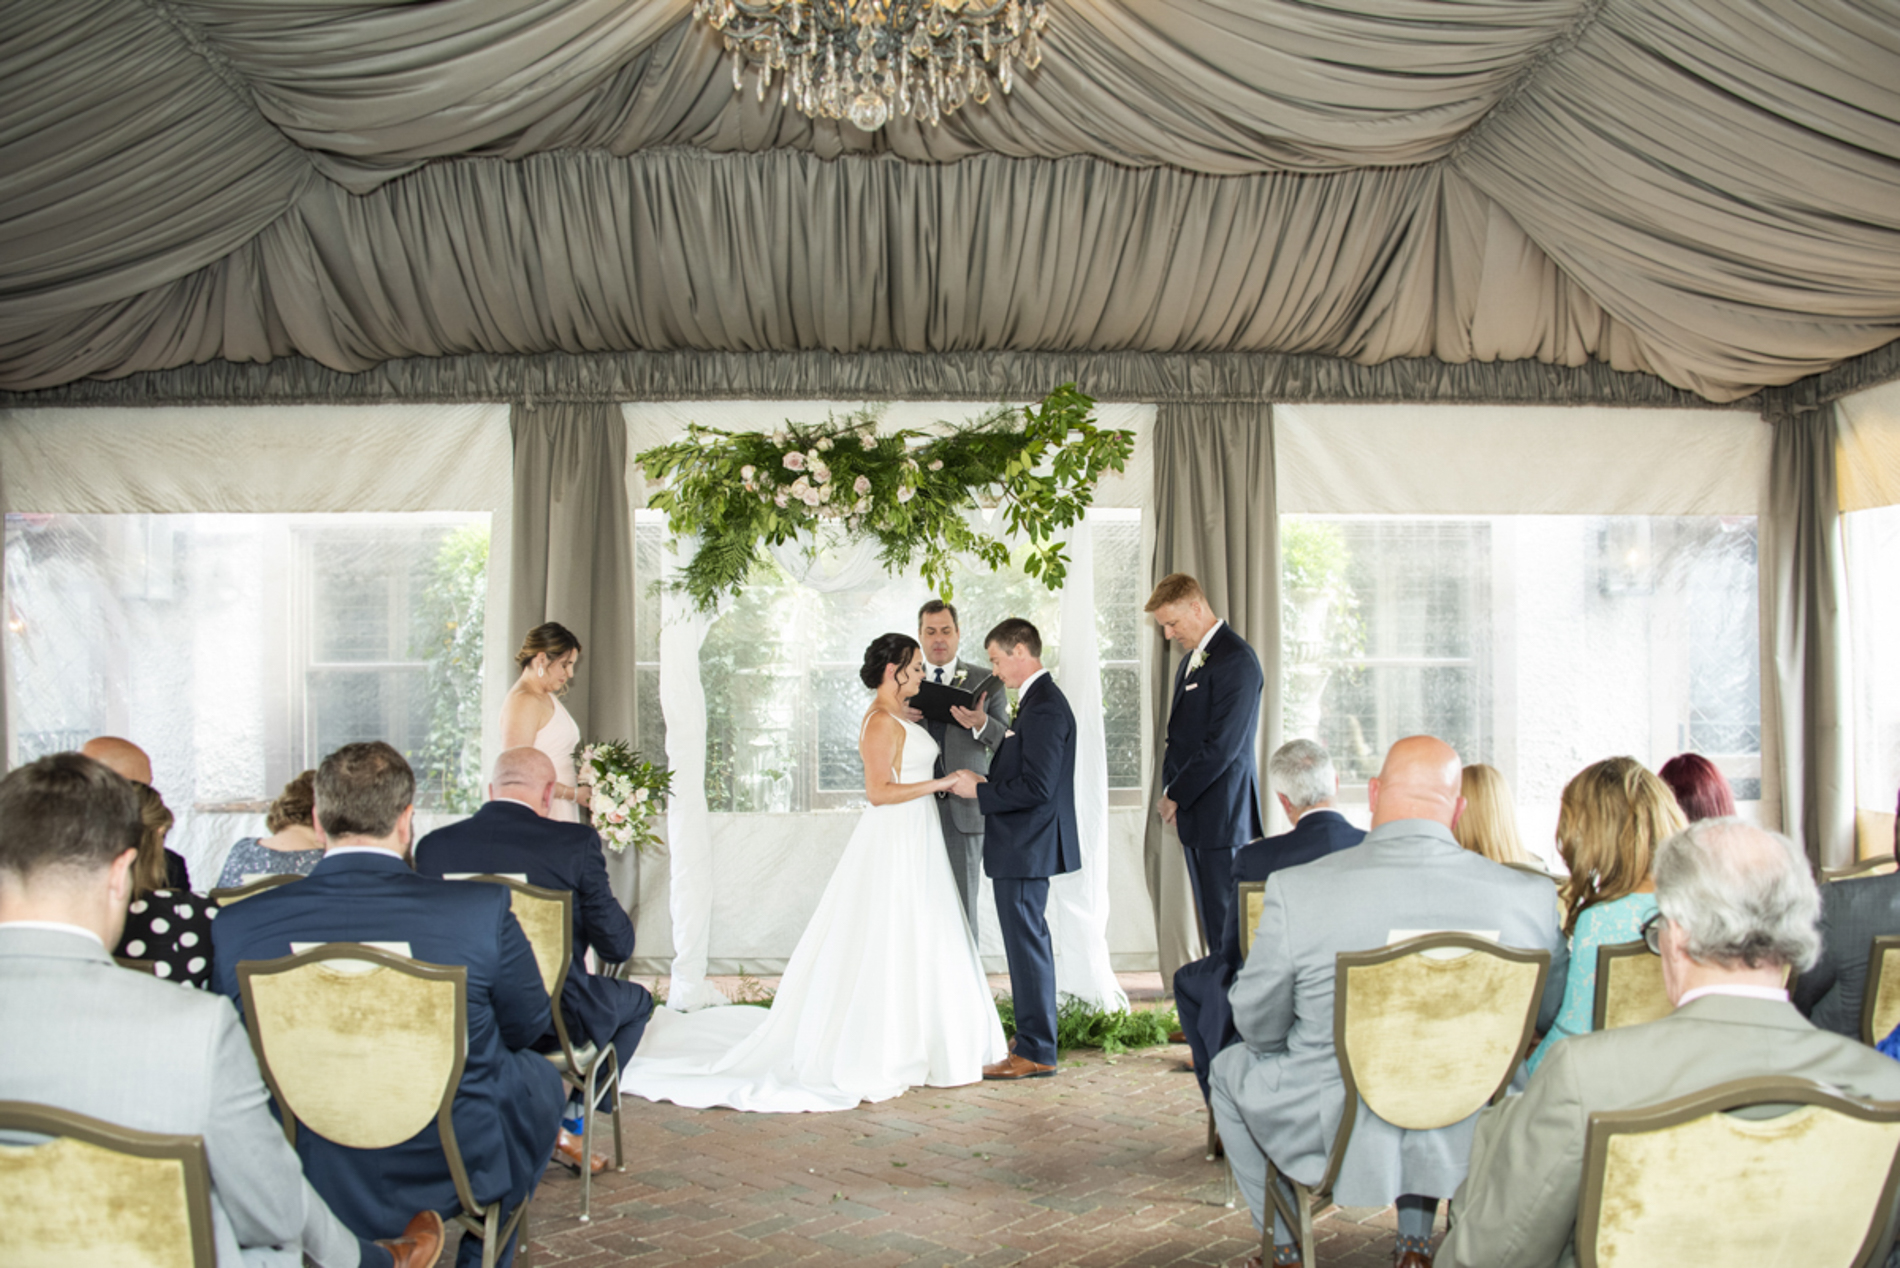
[4,0,1900,405]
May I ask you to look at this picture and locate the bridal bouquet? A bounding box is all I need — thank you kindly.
[577,741,672,855]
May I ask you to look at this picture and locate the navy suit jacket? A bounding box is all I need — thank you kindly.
[1163,621,1265,851]
[414,799,637,1050]
[1221,809,1366,972]
[976,673,1082,879]
[211,850,562,1234]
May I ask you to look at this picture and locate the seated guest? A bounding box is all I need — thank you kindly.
[1211,736,1567,1268]
[1526,757,1685,1073]
[213,742,563,1268]
[1174,739,1363,1102]
[1441,818,1900,1268]
[217,770,324,888]
[1795,791,1900,1038]
[1452,763,1532,866]
[114,781,216,989]
[0,752,442,1268]
[1657,751,1737,822]
[415,747,654,1173]
[83,733,189,889]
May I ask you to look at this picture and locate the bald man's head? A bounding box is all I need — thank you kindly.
[1367,735,1465,830]
[489,747,557,816]
[80,737,152,787]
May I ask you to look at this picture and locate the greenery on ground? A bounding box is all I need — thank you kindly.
[996,995,1181,1055]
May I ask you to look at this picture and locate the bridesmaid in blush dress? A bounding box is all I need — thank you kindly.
[500,622,589,823]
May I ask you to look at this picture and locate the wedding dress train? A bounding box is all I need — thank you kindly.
[619,716,1007,1112]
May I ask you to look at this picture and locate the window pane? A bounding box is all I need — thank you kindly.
[1846,505,1900,814]
[1282,514,1762,858]
[5,513,491,866]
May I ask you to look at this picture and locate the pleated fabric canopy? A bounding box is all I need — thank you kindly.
[3,0,1898,402]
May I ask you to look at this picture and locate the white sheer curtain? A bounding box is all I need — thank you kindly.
[1051,517,1128,1010]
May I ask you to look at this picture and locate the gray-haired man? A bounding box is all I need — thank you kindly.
[1442,819,1900,1268]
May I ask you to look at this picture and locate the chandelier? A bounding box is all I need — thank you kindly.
[694,0,1049,132]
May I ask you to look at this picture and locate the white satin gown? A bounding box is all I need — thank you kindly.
[532,695,582,823]
[619,715,1006,1112]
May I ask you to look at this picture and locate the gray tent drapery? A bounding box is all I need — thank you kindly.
[1143,403,1281,983]
[6,1,1900,403]
[1767,403,1857,869]
[509,402,637,749]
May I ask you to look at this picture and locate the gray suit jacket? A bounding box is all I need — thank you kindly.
[0,925,357,1267]
[1215,819,1569,1206]
[925,658,1009,835]
[1794,871,1900,1037]
[1442,994,1900,1268]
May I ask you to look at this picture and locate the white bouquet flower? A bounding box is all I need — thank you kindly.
[574,741,672,854]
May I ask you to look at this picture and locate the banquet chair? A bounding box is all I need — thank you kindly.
[1825,857,1899,883]
[1574,1076,1900,1268]
[1861,936,1900,1048]
[1206,881,1271,1179]
[1592,940,1673,1032]
[114,955,159,975]
[208,873,302,906]
[1263,933,1550,1268]
[236,944,531,1268]
[1503,861,1563,885]
[461,874,625,1223]
[0,1099,215,1267]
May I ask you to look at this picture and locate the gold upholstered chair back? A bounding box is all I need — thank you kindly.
[1335,934,1550,1136]
[208,873,302,906]
[0,1100,215,1268]
[1862,936,1900,1047]
[1592,940,1674,1032]
[1826,857,1899,882]
[455,873,625,1222]
[1576,1077,1900,1268]
[1236,880,1267,961]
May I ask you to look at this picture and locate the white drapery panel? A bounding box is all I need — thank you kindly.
[1050,518,1127,1011]
[1276,403,1770,516]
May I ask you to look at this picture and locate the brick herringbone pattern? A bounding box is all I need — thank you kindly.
[466,1040,1446,1267]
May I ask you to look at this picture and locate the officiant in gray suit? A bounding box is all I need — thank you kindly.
[915,599,1011,933]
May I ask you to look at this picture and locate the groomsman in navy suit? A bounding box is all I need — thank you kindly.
[1147,573,1265,957]
[213,742,564,1268]
[951,618,1080,1080]
[415,746,654,1173]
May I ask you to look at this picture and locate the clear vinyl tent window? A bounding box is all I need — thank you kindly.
[5,512,491,870]
[1845,504,1900,831]
[1280,514,1762,866]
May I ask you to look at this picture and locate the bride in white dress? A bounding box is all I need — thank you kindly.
[620,632,1008,1112]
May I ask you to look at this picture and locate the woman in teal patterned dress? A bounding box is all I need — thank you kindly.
[1525,757,1687,1073]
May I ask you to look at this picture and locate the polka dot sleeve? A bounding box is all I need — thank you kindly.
[114,890,217,989]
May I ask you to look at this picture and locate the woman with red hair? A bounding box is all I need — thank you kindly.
[1657,752,1736,822]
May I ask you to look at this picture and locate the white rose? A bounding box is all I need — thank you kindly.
[783,452,805,471]
[791,475,810,493]
[897,485,915,503]
[740,464,756,481]
[853,474,872,494]
[928,459,944,471]
[774,490,790,508]
[634,787,649,802]
[811,462,830,483]
[860,434,877,450]
[816,437,833,451]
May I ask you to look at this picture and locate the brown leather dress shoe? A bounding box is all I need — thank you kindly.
[982,1054,1056,1080]
[1394,1250,1433,1268]
[376,1210,444,1268]
[553,1127,610,1174]
[1168,1029,1188,1044]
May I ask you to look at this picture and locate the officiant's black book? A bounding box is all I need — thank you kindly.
[913,674,1001,725]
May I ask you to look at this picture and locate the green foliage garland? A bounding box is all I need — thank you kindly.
[994,995,1182,1055]
[636,384,1133,611]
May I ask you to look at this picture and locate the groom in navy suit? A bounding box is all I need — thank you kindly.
[951,618,1080,1080]
[1147,572,1265,955]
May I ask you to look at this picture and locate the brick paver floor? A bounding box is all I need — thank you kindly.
[450,975,1445,1267]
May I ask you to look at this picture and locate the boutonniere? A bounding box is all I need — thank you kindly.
[953,668,968,686]
[1189,649,1209,674]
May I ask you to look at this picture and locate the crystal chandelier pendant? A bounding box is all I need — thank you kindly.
[700,0,1047,130]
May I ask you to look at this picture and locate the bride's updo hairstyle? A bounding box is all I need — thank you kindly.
[515,621,582,671]
[860,633,920,689]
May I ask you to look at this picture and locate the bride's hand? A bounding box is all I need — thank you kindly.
[576,783,593,808]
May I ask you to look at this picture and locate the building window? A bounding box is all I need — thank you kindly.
[5,512,491,824]
[1845,505,1900,833]
[1281,514,1762,858]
